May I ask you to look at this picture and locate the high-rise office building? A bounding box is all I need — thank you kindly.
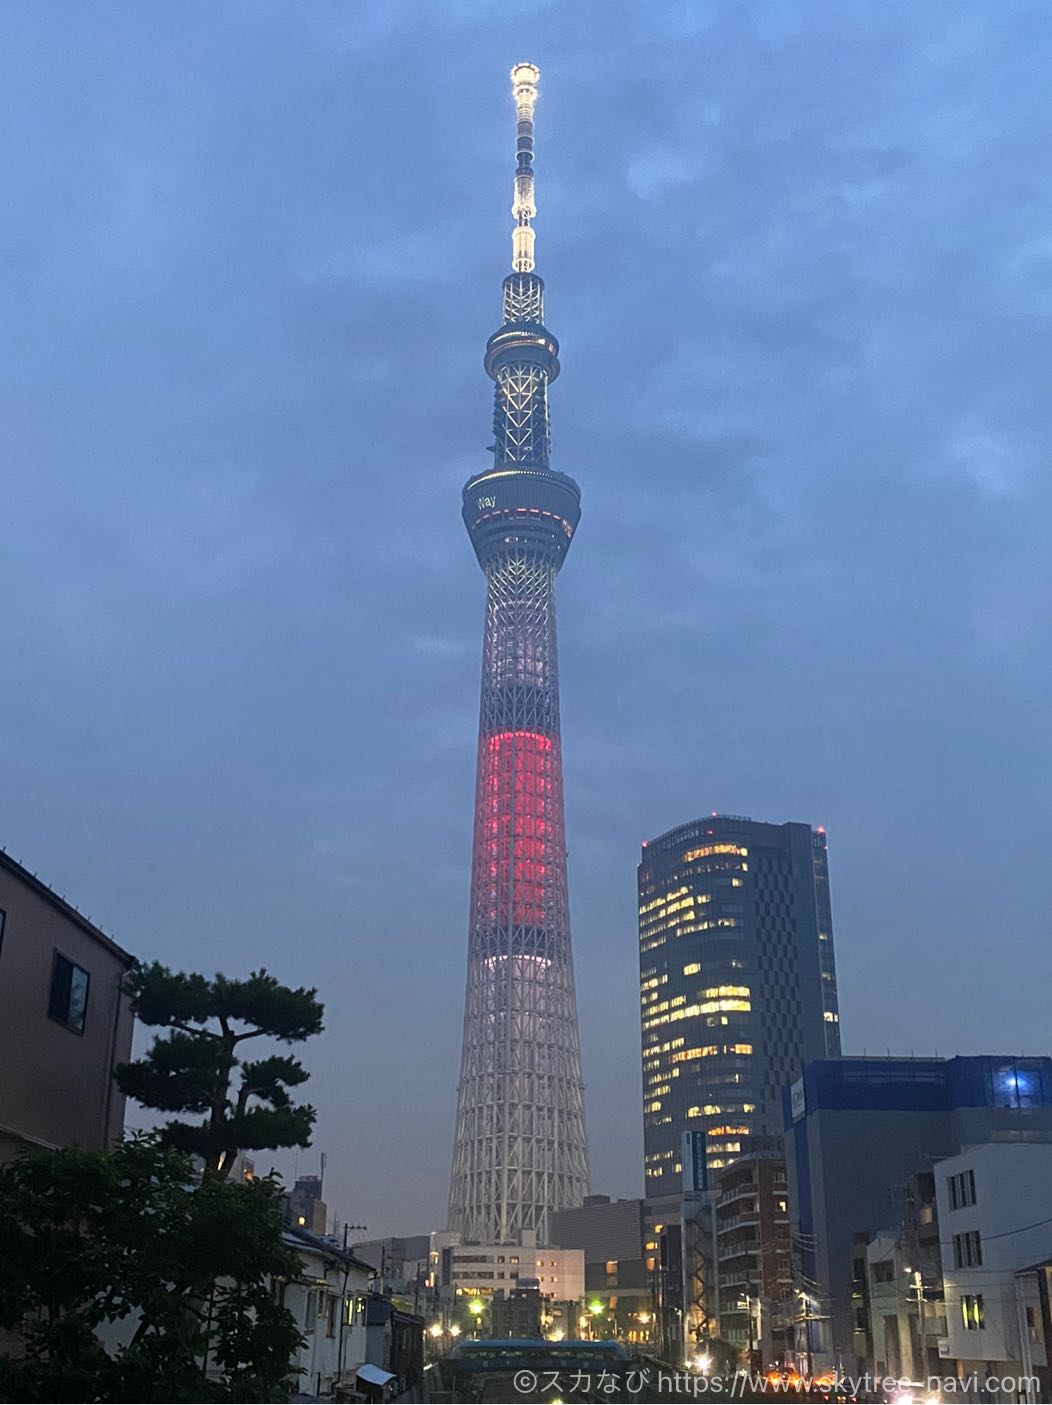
[638,815,841,1199]
[448,64,589,1245]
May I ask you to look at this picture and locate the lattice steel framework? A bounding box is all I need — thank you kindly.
[449,63,590,1245]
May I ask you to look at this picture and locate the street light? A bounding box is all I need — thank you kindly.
[796,1290,815,1375]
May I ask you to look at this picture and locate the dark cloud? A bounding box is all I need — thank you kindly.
[2,0,1050,1234]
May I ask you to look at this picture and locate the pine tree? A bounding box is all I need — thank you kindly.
[115,963,324,1180]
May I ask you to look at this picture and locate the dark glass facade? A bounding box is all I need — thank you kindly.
[638,815,841,1198]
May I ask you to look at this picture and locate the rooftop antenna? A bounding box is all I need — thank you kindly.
[509,63,540,273]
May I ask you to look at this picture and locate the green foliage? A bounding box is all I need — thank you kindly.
[115,962,324,1179]
[0,1135,303,1403]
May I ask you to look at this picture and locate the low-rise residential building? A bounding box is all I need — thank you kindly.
[854,1167,946,1382]
[936,1143,1052,1401]
[362,1296,424,1399]
[1014,1258,1052,1404]
[862,1232,921,1382]
[277,1228,375,1399]
[276,1228,424,1401]
[0,848,135,1162]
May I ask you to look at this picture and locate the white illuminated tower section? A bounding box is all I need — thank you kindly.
[448,63,590,1245]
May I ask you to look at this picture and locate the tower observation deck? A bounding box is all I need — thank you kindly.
[448,63,590,1245]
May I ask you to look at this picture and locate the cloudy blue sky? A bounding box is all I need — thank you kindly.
[2,1,1051,1236]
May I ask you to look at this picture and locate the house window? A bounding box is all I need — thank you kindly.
[953,1231,982,1268]
[1026,1306,1041,1344]
[961,1294,984,1331]
[947,1169,976,1210]
[326,1295,337,1337]
[49,953,90,1034]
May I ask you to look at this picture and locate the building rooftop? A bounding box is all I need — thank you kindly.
[0,846,134,966]
[789,1054,1052,1117]
[283,1224,375,1274]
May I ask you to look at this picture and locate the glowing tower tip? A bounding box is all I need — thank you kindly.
[510,63,541,273]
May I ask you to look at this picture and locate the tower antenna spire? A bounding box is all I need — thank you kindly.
[510,62,540,273]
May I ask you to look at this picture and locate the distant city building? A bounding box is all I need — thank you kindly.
[638,816,840,1200]
[225,1152,256,1183]
[489,1278,543,1339]
[429,1230,584,1313]
[715,1144,793,1364]
[353,1235,431,1297]
[286,1173,327,1236]
[550,1195,653,1342]
[784,1055,1052,1373]
[448,63,589,1245]
[0,847,135,1162]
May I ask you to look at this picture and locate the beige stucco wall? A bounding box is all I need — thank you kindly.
[0,864,134,1158]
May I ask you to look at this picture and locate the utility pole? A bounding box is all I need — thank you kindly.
[907,1268,927,1380]
[341,1222,367,1252]
[335,1222,367,1389]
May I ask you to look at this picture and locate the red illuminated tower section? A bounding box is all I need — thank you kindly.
[448,63,590,1245]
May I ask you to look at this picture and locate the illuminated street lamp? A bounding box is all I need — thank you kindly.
[469,1298,486,1338]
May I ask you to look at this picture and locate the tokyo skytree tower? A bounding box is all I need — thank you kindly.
[448,63,590,1245]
